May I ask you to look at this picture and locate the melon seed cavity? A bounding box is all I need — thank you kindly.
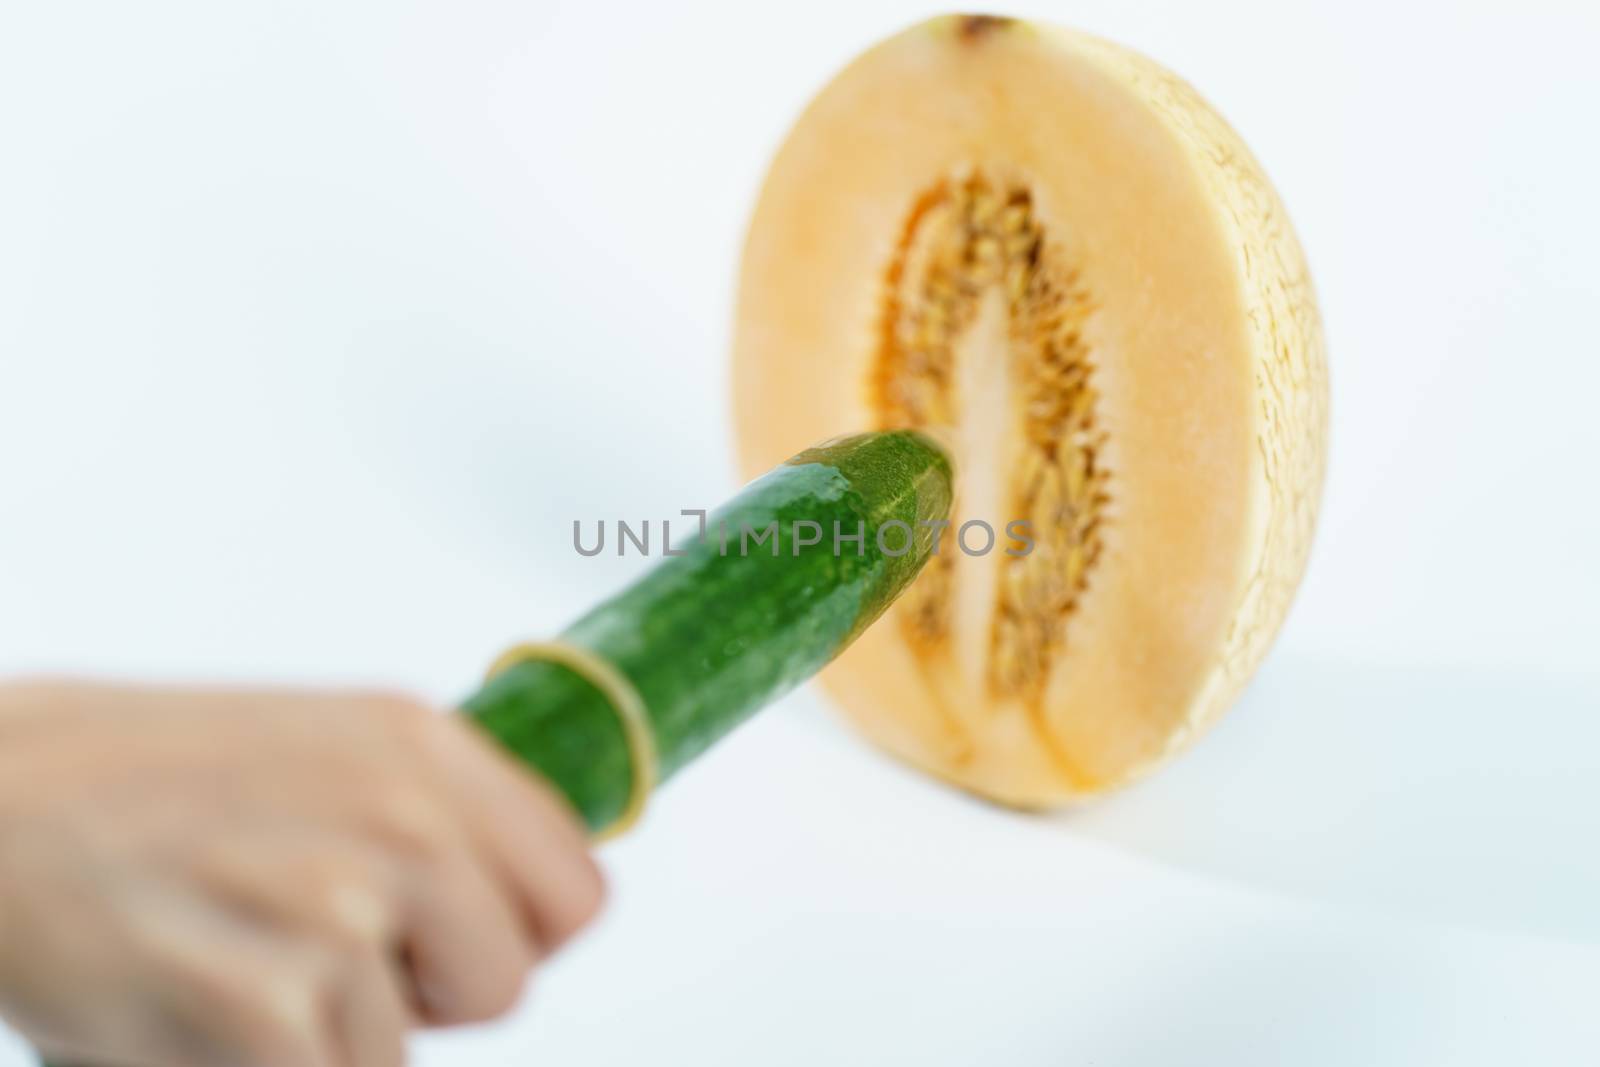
[872,172,1109,701]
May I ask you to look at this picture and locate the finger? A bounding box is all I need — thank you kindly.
[331,949,410,1067]
[396,844,534,1026]
[425,717,606,950]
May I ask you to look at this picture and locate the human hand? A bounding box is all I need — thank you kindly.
[0,679,604,1067]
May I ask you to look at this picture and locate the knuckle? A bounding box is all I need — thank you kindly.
[316,872,395,946]
[286,852,397,948]
[352,689,442,750]
[368,784,452,858]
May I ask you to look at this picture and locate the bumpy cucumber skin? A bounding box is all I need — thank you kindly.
[462,431,952,833]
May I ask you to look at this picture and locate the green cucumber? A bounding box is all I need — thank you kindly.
[462,430,952,833]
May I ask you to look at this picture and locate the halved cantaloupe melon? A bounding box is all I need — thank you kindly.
[732,14,1327,806]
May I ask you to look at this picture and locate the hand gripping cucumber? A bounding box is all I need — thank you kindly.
[37,432,950,1067]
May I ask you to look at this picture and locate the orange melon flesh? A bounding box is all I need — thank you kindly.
[732,15,1327,807]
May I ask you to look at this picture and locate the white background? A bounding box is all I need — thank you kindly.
[3,1,1598,1064]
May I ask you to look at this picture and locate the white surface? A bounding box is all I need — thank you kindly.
[2,0,1598,1063]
